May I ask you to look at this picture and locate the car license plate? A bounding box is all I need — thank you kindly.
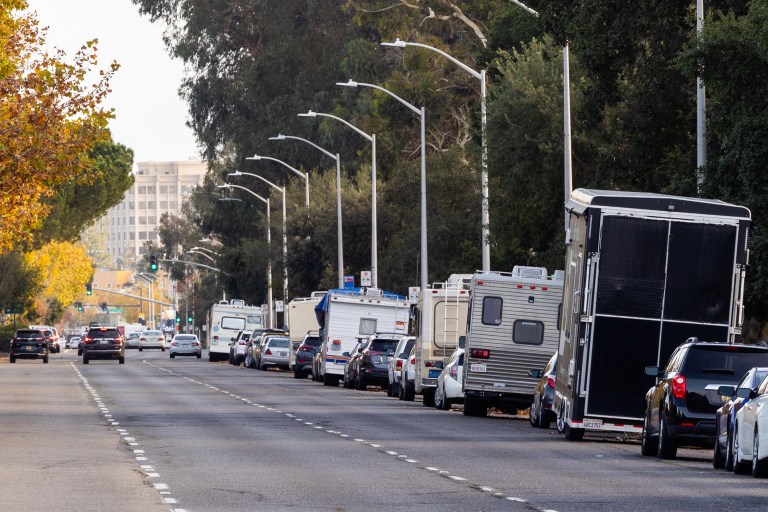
[470,363,487,373]
[99,340,108,344]
[583,418,603,429]
[279,352,287,357]
[25,346,33,351]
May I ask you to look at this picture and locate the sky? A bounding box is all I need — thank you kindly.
[25,0,201,164]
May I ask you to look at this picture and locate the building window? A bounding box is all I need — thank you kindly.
[169,186,177,194]
[147,186,156,194]
[138,186,146,194]
[160,201,168,209]
[139,232,147,240]
[138,216,146,225]
[148,216,156,224]
[170,201,177,209]
[147,201,156,209]
[159,186,168,194]
[138,201,146,209]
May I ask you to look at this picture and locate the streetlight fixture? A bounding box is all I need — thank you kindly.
[246,154,309,208]
[187,250,214,262]
[135,273,157,329]
[336,79,429,292]
[269,133,345,289]
[228,171,288,313]
[190,246,220,257]
[217,183,274,328]
[381,37,490,271]
[299,109,379,289]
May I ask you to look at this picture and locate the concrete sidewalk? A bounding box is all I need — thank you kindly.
[0,357,171,512]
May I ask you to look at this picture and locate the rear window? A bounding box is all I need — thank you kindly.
[482,297,503,325]
[513,320,544,345]
[176,335,196,341]
[221,316,246,330]
[144,330,162,336]
[370,339,399,353]
[682,346,768,379]
[88,329,121,338]
[268,338,289,348]
[302,336,322,347]
[15,330,44,339]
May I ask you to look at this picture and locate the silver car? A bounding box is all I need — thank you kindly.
[125,331,142,349]
[139,330,166,351]
[169,334,201,358]
[256,336,290,370]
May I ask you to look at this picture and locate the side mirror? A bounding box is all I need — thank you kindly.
[529,369,543,379]
[718,385,736,397]
[644,366,661,377]
[735,387,753,399]
[342,351,350,357]
[458,335,466,349]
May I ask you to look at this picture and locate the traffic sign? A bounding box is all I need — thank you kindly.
[361,271,372,287]
[344,275,355,288]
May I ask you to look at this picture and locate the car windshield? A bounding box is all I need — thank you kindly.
[683,346,768,379]
[268,338,289,348]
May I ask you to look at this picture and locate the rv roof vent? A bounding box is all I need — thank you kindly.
[553,270,565,281]
[512,266,548,278]
[218,300,229,305]
[365,288,382,297]
[230,299,245,306]
[311,291,327,298]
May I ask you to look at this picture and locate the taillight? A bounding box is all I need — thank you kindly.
[396,360,403,370]
[192,341,200,346]
[84,337,93,344]
[409,355,416,365]
[239,340,246,345]
[425,360,439,368]
[265,348,272,355]
[116,337,124,344]
[171,341,178,346]
[471,348,490,359]
[546,376,556,389]
[671,374,686,399]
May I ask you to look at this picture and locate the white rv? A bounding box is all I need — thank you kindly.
[412,275,472,406]
[462,267,564,417]
[287,291,326,369]
[314,288,409,386]
[206,299,263,362]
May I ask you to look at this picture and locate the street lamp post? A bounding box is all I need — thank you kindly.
[269,134,344,289]
[336,79,429,292]
[299,110,378,289]
[135,273,157,329]
[228,171,288,324]
[382,38,490,271]
[217,183,274,328]
[246,154,310,208]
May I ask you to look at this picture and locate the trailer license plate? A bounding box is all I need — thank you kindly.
[470,363,487,373]
[583,418,603,429]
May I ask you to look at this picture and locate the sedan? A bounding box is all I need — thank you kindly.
[733,374,768,476]
[388,335,415,397]
[139,330,166,351]
[67,336,82,349]
[125,331,142,349]
[169,334,202,358]
[434,347,464,410]
[257,336,290,370]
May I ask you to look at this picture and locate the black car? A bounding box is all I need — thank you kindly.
[641,338,768,459]
[294,333,322,379]
[528,352,558,429]
[82,326,125,364]
[713,366,768,469]
[9,329,49,363]
[347,334,400,390]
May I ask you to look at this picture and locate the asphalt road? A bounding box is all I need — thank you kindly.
[1,348,767,512]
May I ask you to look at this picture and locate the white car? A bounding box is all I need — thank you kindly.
[398,345,417,401]
[733,373,768,476]
[67,336,82,349]
[169,334,201,358]
[387,335,415,397]
[434,347,464,410]
[139,330,166,351]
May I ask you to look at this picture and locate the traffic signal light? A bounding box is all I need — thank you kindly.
[75,301,83,311]
[100,302,108,312]
[86,283,92,295]
[187,315,193,323]
[175,311,181,323]
[149,254,158,272]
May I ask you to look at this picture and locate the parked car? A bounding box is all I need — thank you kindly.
[732,373,768,476]
[294,333,322,379]
[82,326,125,364]
[138,330,165,351]
[67,336,82,350]
[642,338,768,459]
[169,334,202,359]
[230,330,250,366]
[387,335,415,397]
[348,334,400,390]
[9,329,49,363]
[528,352,558,428]
[342,339,366,389]
[399,344,417,401]
[125,331,142,349]
[256,336,291,370]
[312,339,326,382]
[713,367,768,469]
[244,329,285,368]
[434,347,465,410]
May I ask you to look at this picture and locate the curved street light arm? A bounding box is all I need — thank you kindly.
[246,155,307,181]
[381,38,481,80]
[269,134,338,162]
[298,110,373,142]
[217,183,268,206]
[188,250,215,262]
[337,80,421,116]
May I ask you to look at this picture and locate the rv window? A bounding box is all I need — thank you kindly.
[359,318,377,335]
[221,316,246,330]
[481,297,503,326]
[513,320,544,345]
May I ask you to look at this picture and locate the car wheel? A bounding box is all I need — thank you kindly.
[119,356,125,364]
[537,398,552,429]
[43,355,49,364]
[293,369,303,379]
[323,373,337,386]
[435,385,449,411]
[196,352,202,359]
[657,413,677,459]
[170,353,176,358]
[83,355,89,365]
[713,437,726,469]
[726,427,735,471]
[355,374,365,390]
[423,388,436,407]
[403,381,416,401]
[139,347,143,352]
[529,397,539,427]
[753,427,768,477]
[641,410,659,456]
[733,425,751,474]
[9,356,15,363]
[161,347,165,352]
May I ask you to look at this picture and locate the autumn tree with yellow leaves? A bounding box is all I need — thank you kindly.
[0,0,117,253]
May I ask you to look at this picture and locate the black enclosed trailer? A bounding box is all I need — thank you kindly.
[553,189,751,440]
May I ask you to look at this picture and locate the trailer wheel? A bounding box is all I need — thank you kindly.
[323,373,337,386]
[564,424,585,441]
[462,396,487,417]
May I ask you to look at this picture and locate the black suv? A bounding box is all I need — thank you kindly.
[82,327,125,364]
[641,337,768,459]
[9,329,49,363]
[294,333,322,379]
[346,334,400,390]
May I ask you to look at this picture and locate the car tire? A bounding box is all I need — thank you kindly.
[435,385,449,410]
[355,374,365,390]
[161,348,165,352]
[9,356,15,363]
[398,379,405,400]
[139,347,143,352]
[422,388,436,407]
[537,398,552,429]
[170,353,176,358]
[657,413,677,459]
[294,369,303,379]
[753,428,768,477]
[529,399,538,427]
[83,355,89,364]
[119,356,125,364]
[733,425,751,474]
[713,438,726,469]
[196,352,202,359]
[725,427,735,471]
[43,355,49,364]
[403,381,415,401]
[323,373,337,386]
[641,410,659,456]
